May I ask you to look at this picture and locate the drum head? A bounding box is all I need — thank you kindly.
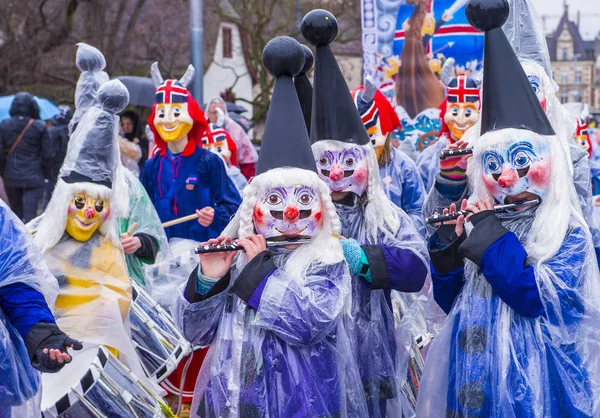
[41,344,104,411]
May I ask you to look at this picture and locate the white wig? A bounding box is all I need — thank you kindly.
[467,128,585,263]
[311,140,401,244]
[34,178,125,254]
[222,167,344,278]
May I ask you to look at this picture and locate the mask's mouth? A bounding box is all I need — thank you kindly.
[74,216,99,229]
[269,231,311,242]
[275,226,308,236]
[452,123,471,131]
[503,192,541,209]
[160,123,180,132]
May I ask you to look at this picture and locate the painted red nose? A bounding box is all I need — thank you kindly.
[84,206,95,219]
[284,206,299,221]
[329,164,344,182]
[497,168,518,188]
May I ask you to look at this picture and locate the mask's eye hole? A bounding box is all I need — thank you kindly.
[158,108,165,118]
[266,194,282,205]
[298,193,313,206]
[451,107,458,116]
[344,157,355,166]
[319,157,328,166]
[485,155,502,173]
[95,201,105,213]
[513,151,531,168]
[74,195,85,209]
[465,109,472,117]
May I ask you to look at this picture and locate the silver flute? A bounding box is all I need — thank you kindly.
[426,199,540,225]
[194,239,311,254]
[439,148,473,158]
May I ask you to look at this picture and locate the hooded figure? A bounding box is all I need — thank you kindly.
[31,80,154,384]
[176,36,368,417]
[141,63,241,242]
[303,9,430,417]
[352,78,427,237]
[206,96,258,179]
[0,92,54,223]
[417,1,600,415]
[0,199,82,417]
[416,74,481,191]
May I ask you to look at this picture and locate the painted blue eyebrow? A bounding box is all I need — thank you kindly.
[507,141,533,155]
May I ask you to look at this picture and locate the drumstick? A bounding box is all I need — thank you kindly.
[161,213,201,228]
[127,222,139,236]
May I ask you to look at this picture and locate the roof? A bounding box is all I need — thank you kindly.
[219,0,240,21]
[548,6,595,61]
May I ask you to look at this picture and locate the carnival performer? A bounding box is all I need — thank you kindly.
[0,199,82,417]
[417,1,600,415]
[352,78,427,236]
[416,74,480,191]
[176,36,368,417]
[141,63,241,242]
[29,43,169,289]
[200,108,248,193]
[206,96,258,179]
[303,10,429,417]
[31,80,152,384]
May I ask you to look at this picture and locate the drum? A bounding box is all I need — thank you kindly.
[130,282,191,383]
[41,345,165,418]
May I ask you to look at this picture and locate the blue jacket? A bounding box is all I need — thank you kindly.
[141,145,241,241]
[379,147,427,237]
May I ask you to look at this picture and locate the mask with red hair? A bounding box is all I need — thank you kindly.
[148,62,209,156]
[200,124,238,167]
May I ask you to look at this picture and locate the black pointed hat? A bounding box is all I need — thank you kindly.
[294,44,314,134]
[301,9,370,145]
[466,0,554,136]
[256,36,317,175]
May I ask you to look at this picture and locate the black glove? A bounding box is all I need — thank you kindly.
[25,322,83,373]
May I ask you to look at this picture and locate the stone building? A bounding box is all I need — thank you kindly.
[546,3,597,109]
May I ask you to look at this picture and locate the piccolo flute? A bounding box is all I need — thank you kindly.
[195,239,311,254]
[439,148,473,158]
[426,199,540,225]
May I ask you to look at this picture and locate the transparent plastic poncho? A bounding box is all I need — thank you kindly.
[0,200,58,416]
[418,129,600,416]
[334,196,432,417]
[175,249,369,418]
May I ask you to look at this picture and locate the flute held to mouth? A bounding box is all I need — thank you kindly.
[426,199,540,225]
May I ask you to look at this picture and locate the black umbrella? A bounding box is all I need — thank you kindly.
[115,76,156,107]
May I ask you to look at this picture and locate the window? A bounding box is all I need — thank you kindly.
[222,27,232,58]
[575,70,582,84]
[561,72,569,84]
[562,48,568,60]
[561,91,569,103]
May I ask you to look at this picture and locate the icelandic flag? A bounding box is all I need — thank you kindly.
[392,0,484,68]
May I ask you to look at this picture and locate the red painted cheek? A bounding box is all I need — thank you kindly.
[314,210,322,225]
[100,207,110,222]
[253,207,264,225]
[67,205,77,216]
[528,161,552,187]
[482,175,498,193]
[354,167,368,182]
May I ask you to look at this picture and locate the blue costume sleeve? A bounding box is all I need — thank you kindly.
[0,283,55,342]
[477,233,545,318]
[431,265,465,314]
[362,244,427,292]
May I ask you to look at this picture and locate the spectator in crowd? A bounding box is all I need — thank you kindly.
[121,110,149,168]
[44,105,72,209]
[0,93,54,222]
[207,96,258,179]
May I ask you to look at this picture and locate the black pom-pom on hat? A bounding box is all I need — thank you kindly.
[298,45,314,76]
[262,36,305,78]
[466,0,509,32]
[301,9,338,47]
[98,80,130,115]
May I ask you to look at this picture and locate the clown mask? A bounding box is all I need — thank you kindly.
[527,75,547,112]
[65,193,111,241]
[575,118,592,156]
[314,145,369,197]
[253,186,323,241]
[366,117,387,159]
[153,103,193,142]
[481,134,551,205]
[444,102,479,141]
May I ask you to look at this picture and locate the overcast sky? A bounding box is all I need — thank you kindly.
[531,0,600,39]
